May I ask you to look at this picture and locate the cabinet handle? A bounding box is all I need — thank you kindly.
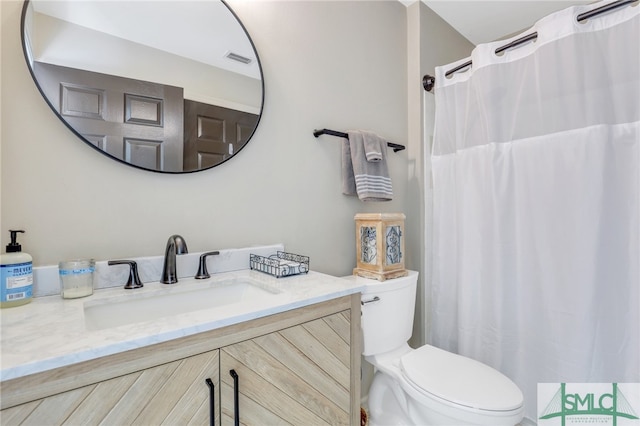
[205,378,215,426]
[230,369,239,426]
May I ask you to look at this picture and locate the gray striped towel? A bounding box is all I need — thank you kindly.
[341,130,393,201]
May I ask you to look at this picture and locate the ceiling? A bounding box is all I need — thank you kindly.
[418,0,594,45]
[34,0,596,73]
[32,0,261,80]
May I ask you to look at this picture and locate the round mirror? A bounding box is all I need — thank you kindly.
[21,0,264,173]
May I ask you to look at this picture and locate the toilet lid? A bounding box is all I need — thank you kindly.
[400,345,523,411]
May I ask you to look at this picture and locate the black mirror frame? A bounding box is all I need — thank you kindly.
[20,0,265,174]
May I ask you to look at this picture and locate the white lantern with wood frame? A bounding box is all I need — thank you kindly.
[354,213,407,281]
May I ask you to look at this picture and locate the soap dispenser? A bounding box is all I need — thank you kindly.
[1,230,33,308]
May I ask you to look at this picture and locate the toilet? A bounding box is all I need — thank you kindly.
[345,271,524,425]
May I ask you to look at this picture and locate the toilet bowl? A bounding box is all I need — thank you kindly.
[344,271,524,425]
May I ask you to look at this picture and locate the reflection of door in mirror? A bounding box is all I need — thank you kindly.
[34,62,184,172]
[23,0,264,173]
[183,100,259,172]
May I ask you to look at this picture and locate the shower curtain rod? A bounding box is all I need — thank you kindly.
[422,0,637,92]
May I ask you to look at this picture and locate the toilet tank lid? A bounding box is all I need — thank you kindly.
[400,345,523,412]
[342,270,418,293]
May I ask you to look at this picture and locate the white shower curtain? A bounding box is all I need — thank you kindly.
[429,1,639,422]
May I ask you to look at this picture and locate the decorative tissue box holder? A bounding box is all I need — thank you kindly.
[250,251,309,278]
[354,213,407,281]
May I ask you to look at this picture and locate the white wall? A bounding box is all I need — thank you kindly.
[3,0,476,404]
[407,2,474,348]
[414,2,475,347]
[358,2,473,399]
[1,0,410,276]
[1,0,473,346]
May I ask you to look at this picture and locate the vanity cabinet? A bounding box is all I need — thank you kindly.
[0,294,360,426]
[0,350,219,425]
[220,311,352,425]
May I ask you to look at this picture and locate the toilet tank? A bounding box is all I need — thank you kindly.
[344,271,418,356]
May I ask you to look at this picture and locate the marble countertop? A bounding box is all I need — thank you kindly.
[0,269,364,382]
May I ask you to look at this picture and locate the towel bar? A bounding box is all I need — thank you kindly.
[313,128,405,152]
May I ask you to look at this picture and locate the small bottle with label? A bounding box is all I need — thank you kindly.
[1,230,33,308]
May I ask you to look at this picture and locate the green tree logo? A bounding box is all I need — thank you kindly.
[540,383,639,426]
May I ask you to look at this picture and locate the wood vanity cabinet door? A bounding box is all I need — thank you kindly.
[220,310,352,426]
[0,350,220,426]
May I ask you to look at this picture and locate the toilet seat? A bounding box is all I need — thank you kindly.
[399,345,523,412]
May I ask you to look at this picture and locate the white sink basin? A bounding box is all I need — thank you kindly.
[84,279,282,330]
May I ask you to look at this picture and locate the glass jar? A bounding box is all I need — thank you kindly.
[59,259,95,299]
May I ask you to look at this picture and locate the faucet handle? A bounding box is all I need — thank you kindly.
[195,251,220,280]
[108,260,144,289]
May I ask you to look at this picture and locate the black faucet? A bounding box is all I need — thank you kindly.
[161,234,188,284]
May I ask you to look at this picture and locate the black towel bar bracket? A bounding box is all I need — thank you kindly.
[313,128,405,152]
